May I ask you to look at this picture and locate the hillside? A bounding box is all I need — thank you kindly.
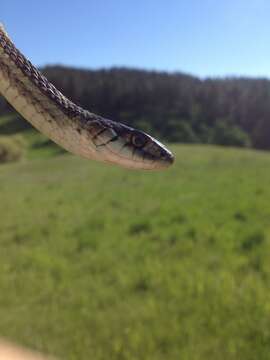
[0,145,270,359]
[1,66,270,149]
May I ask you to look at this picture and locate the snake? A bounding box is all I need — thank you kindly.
[0,24,174,170]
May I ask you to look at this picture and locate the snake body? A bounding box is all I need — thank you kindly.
[0,24,174,170]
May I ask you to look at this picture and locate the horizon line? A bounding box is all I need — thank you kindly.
[39,62,270,81]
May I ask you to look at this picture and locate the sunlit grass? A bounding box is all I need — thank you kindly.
[0,144,270,359]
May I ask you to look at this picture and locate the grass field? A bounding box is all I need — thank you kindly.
[1,139,270,359]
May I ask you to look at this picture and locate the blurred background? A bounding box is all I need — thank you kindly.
[1,1,270,359]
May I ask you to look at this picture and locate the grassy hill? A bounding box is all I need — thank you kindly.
[0,113,66,160]
[0,142,270,359]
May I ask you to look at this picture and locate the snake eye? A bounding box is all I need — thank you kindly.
[131,133,147,148]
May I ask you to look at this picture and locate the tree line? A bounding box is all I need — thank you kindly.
[1,65,270,149]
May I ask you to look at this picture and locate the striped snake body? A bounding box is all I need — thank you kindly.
[0,24,174,170]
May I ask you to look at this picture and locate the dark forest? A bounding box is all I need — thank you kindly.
[1,65,270,149]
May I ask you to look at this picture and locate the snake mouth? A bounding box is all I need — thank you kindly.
[103,146,174,170]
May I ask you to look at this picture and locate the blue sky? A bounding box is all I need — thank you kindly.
[2,0,270,78]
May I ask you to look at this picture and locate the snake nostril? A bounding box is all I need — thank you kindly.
[160,149,174,164]
[168,153,174,164]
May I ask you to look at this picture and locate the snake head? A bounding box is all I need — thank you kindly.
[89,119,174,170]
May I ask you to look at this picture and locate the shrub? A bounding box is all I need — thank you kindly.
[166,119,199,143]
[208,120,251,147]
[0,135,25,164]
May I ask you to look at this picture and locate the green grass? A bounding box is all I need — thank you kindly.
[1,144,270,360]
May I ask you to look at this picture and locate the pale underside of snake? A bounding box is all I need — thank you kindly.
[0,24,174,170]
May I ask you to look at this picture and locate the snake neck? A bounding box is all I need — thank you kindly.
[0,24,105,160]
[0,24,89,119]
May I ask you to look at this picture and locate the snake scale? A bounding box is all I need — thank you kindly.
[0,24,174,170]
